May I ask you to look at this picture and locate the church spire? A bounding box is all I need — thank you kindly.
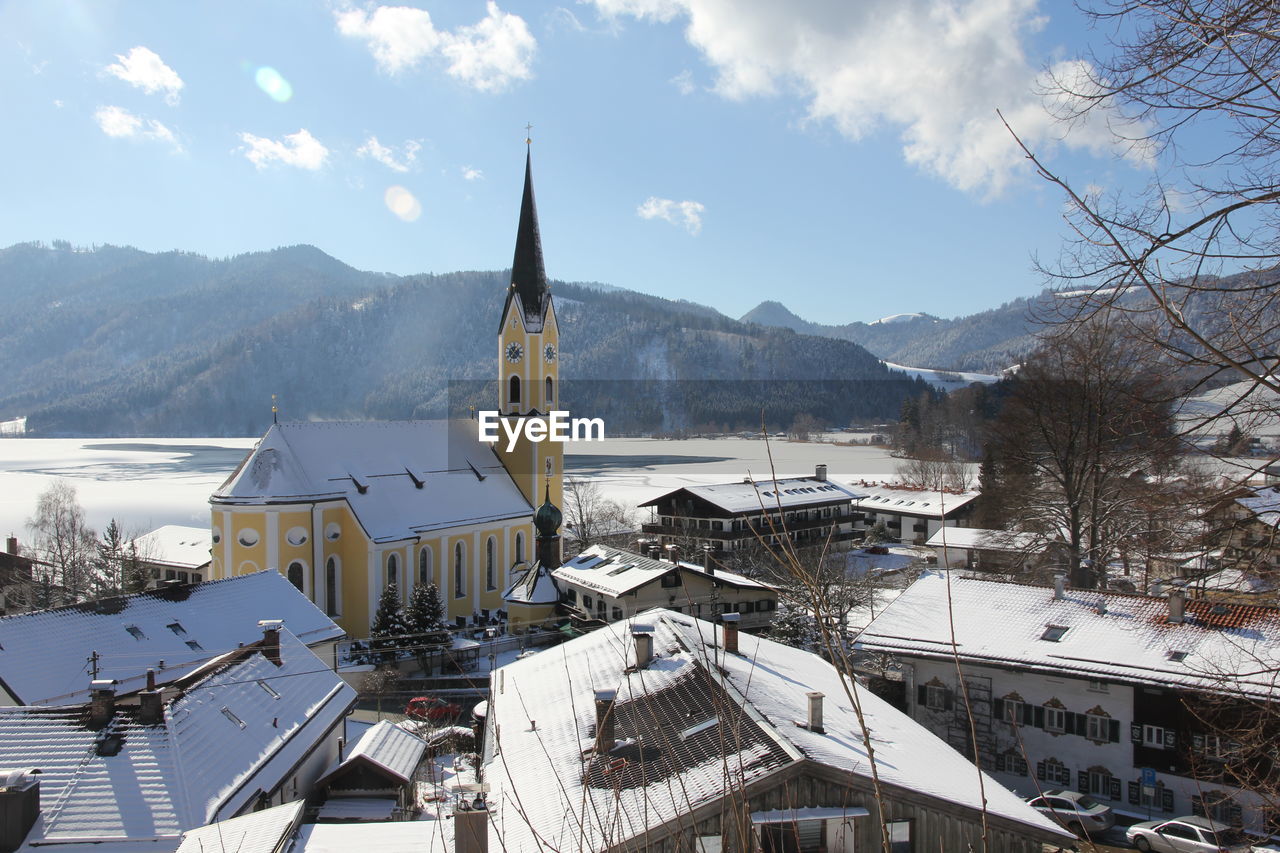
[504,147,549,330]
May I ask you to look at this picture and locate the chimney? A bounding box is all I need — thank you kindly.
[806,691,826,733]
[815,464,828,482]
[139,689,163,726]
[258,619,283,666]
[632,631,653,668]
[721,612,740,654]
[145,668,156,691]
[4,536,16,556]
[1168,586,1186,624]
[700,544,714,576]
[665,544,680,564]
[0,769,41,853]
[454,795,489,853]
[1052,572,1066,601]
[594,689,617,753]
[89,680,117,728]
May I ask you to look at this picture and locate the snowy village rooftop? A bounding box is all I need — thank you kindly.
[213,420,532,542]
[551,543,771,597]
[850,482,980,519]
[483,608,1066,851]
[0,629,354,850]
[639,471,864,514]
[128,524,211,570]
[856,573,1280,698]
[0,570,343,706]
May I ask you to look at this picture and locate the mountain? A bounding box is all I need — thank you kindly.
[0,242,930,436]
[740,297,1040,373]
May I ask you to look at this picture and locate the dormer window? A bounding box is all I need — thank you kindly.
[125,625,147,641]
[1040,625,1068,642]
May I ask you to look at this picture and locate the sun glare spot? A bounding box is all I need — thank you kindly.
[384,186,422,222]
[255,67,293,103]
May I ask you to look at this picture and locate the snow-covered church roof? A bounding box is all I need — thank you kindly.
[502,562,559,605]
[213,420,533,543]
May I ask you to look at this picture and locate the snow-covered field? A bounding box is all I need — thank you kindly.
[0,435,907,544]
[881,361,1000,392]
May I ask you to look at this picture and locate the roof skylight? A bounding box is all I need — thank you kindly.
[1168,650,1189,662]
[1040,625,1069,642]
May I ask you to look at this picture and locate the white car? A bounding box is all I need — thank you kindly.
[1125,815,1252,852]
[1025,789,1115,836]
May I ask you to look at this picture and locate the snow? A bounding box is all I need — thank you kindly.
[638,474,864,514]
[322,719,427,785]
[551,543,770,598]
[298,820,452,852]
[870,312,927,325]
[483,609,1069,851]
[851,482,980,519]
[880,361,1000,391]
[857,573,1280,699]
[175,800,304,853]
[924,527,1044,552]
[129,524,211,569]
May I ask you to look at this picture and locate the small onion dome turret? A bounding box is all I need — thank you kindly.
[534,486,562,537]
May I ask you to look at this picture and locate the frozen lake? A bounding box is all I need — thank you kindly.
[0,435,906,544]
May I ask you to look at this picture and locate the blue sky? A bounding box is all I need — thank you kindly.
[1,0,1152,324]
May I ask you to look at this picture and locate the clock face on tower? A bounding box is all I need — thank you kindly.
[544,344,556,363]
[505,342,524,363]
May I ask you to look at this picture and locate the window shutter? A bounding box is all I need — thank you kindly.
[1131,723,1142,742]
[1036,760,1046,781]
[943,690,952,711]
[993,698,1004,720]
[1078,769,1089,794]
[1109,719,1121,742]
[1164,730,1176,749]
[1160,788,1174,812]
[917,685,927,707]
[1022,703,1034,726]
[1077,713,1089,735]
[1034,706,1045,729]
[1064,713,1076,735]
[1192,795,1205,817]
[1128,781,1140,805]
[1109,777,1121,801]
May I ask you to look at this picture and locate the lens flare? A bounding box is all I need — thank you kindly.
[384,186,422,222]
[255,67,293,103]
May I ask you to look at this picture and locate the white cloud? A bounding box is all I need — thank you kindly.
[94,105,181,150]
[461,165,484,181]
[670,69,695,95]
[239,129,329,170]
[105,46,184,105]
[637,196,705,234]
[589,0,1147,196]
[336,1,535,91]
[356,135,421,172]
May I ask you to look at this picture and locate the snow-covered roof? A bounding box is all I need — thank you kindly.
[0,629,354,849]
[502,563,559,605]
[484,609,1068,851]
[175,800,304,853]
[296,821,451,853]
[213,420,533,543]
[129,525,211,570]
[0,570,344,706]
[639,475,864,514]
[925,527,1045,553]
[1236,485,1280,528]
[1193,567,1277,595]
[551,544,771,598]
[319,719,426,786]
[851,482,979,519]
[856,573,1280,698]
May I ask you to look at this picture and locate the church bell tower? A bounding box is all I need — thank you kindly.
[496,143,562,511]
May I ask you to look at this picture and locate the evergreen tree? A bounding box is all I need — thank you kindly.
[369,583,405,665]
[94,519,126,598]
[768,602,821,654]
[404,582,450,673]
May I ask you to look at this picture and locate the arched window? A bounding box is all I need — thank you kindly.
[509,375,521,405]
[386,553,399,589]
[545,376,554,406]
[419,546,433,586]
[454,542,466,598]
[325,557,339,617]
[515,531,525,563]
[286,561,305,592]
[486,537,496,590]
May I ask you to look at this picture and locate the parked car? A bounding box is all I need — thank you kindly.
[1125,815,1252,852]
[1025,789,1115,836]
[405,695,462,722]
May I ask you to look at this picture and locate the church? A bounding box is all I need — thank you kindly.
[208,148,564,640]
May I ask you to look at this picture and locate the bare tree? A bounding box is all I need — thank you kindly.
[26,481,97,606]
[561,476,633,556]
[1008,0,1280,468]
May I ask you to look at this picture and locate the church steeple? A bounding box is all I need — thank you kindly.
[503,149,549,332]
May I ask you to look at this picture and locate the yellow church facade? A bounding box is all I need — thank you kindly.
[208,150,564,639]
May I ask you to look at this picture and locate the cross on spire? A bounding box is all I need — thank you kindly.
[525,123,533,145]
